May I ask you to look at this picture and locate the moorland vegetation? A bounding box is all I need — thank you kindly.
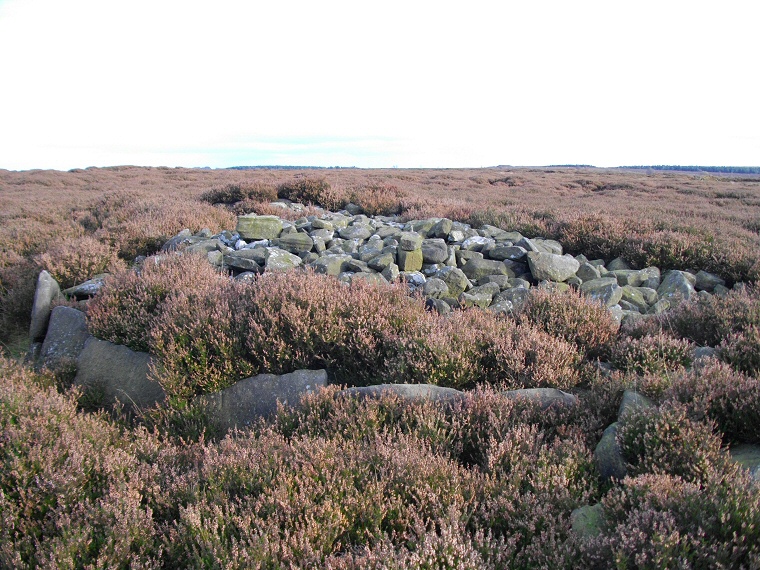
[1,166,760,568]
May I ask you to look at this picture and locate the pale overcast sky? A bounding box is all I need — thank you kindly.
[0,0,758,170]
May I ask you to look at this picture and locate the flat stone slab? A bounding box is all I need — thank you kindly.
[501,388,578,410]
[39,306,90,369]
[338,383,465,404]
[75,337,165,410]
[199,369,328,431]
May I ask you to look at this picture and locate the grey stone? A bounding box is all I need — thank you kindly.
[580,277,623,307]
[399,232,423,251]
[729,444,760,481]
[612,270,645,287]
[571,504,604,539]
[456,249,484,267]
[236,214,283,240]
[425,298,452,315]
[479,274,512,290]
[494,287,530,311]
[462,258,510,281]
[39,306,90,370]
[488,245,527,261]
[620,285,649,311]
[273,232,314,254]
[381,263,400,282]
[339,225,372,241]
[311,254,354,276]
[576,262,601,283]
[534,239,563,255]
[431,218,453,239]
[397,248,424,272]
[63,275,108,300]
[423,277,450,299]
[421,239,449,264]
[515,237,542,252]
[618,390,655,419]
[264,248,302,271]
[607,257,632,271]
[657,270,697,302]
[312,218,334,231]
[461,236,495,252]
[407,219,436,237]
[75,337,165,410]
[636,287,660,305]
[647,298,671,315]
[502,388,579,410]
[526,252,580,282]
[29,270,61,342]
[207,250,224,266]
[594,422,627,482]
[435,267,471,296]
[459,290,494,308]
[338,384,465,405]
[200,370,328,431]
[695,270,726,292]
[224,248,268,271]
[161,228,193,251]
[185,238,224,255]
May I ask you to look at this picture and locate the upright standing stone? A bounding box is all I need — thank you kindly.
[29,270,61,342]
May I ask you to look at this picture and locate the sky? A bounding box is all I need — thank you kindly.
[0,0,758,170]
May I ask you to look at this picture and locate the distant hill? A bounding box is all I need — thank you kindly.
[621,165,760,175]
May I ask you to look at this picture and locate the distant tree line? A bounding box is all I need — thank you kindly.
[622,165,760,174]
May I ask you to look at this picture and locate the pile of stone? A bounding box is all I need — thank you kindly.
[162,203,735,324]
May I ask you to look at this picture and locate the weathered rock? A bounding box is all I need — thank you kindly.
[494,287,530,311]
[580,277,623,307]
[620,286,649,311]
[162,229,193,251]
[594,422,627,482]
[534,239,563,255]
[647,298,671,315]
[199,370,328,431]
[74,338,165,410]
[462,258,510,281]
[338,384,464,405]
[425,297,453,315]
[515,237,541,252]
[339,225,372,241]
[461,236,495,252]
[421,239,449,264]
[265,248,302,271]
[399,232,423,251]
[29,270,61,342]
[236,214,283,240]
[571,504,604,539]
[502,388,578,410]
[224,248,268,271]
[312,254,354,276]
[576,262,601,282]
[273,232,314,254]
[63,275,108,300]
[435,267,471,296]
[488,246,527,261]
[695,270,726,292]
[479,274,512,290]
[397,248,424,272]
[431,218,453,239]
[185,238,224,256]
[657,270,697,302]
[423,277,450,299]
[382,263,400,282]
[39,306,90,370]
[729,444,760,481]
[607,257,632,271]
[618,390,655,418]
[526,252,580,282]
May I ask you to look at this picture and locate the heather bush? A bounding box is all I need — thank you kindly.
[35,235,126,289]
[277,177,346,210]
[665,359,760,444]
[617,404,730,483]
[518,287,619,358]
[609,333,692,375]
[660,285,760,346]
[199,181,277,205]
[87,253,227,352]
[585,470,760,569]
[348,183,407,216]
[0,256,38,342]
[718,324,760,376]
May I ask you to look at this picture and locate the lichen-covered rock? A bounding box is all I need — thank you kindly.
[265,248,303,271]
[421,238,449,264]
[435,267,470,296]
[695,270,726,292]
[273,232,314,254]
[571,504,604,539]
[581,277,624,307]
[594,422,627,482]
[39,306,90,370]
[526,252,580,282]
[462,258,510,281]
[63,275,108,300]
[29,270,61,342]
[657,270,697,302]
[224,248,268,271]
[311,254,354,276]
[397,247,424,272]
[236,214,283,240]
[399,232,423,251]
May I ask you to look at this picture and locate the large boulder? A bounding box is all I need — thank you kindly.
[199,369,328,431]
[420,239,449,264]
[38,306,90,370]
[657,270,696,302]
[272,232,314,254]
[63,275,108,300]
[618,389,655,418]
[236,214,283,240]
[526,252,580,282]
[29,270,61,342]
[224,248,268,271]
[570,504,604,539]
[580,277,624,307]
[397,248,423,272]
[462,258,510,281]
[74,338,165,410]
[399,232,423,251]
[264,248,302,271]
[338,384,464,405]
[594,422,627,482]
[311,254,354,276]
[695,270,726,292]
[435,267,471,296]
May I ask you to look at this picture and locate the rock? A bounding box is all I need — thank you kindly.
[695,270,726,292]
[608,304,624,325]
[461,236,495,252]
[312,254,354,276]
[611,270,645,287]
[607,257,632,271]
[456,249,483,267]
[576,262,602,282]
[185,238,225,256]
[594,422,627,482]
[74,338,165,410]
[39,307,90,370]
[657,270,697,302]
[580,277,623,307]
[338,383,465,405]
[618,390,655,418]
[431,218,453,239]
[382,263,400,282]
[692,346,718,366]
[397,248,424,272]
[729,444,760,481]
[199,370,328,431]
[350,272,388,286]
[425,298,452,315]
[647,298,671,315]
[339,225,372,241]
[534,239,562,255]
[224,248,268,272]
[435,267,471,296]
[494,287,530,311]
[571,504,604,539]
[399,232,423,251]
[515,237,542,252]
[421,239,449,264]
[273,232,314,254]
[264,248,302,271]
[208,250,224,266]
[488,246,527,261]
[161,229,193,251]
[502,388,579,410]
[423,277,450,299]
[620,286,649,311]
[640,267,661,289]
[479,274,512,290]
[63,275,108,300]
[459,290,493,309]
[526,252,580,282]
[236,214,283,240]
[29,270,61,342]
[462,258,510,281]
[407,219,436,237]
[312,218,334,231]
